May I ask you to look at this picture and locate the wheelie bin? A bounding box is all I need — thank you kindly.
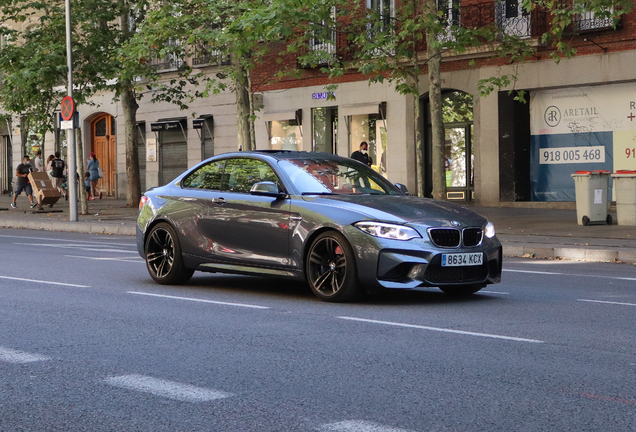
[571,170,612,226]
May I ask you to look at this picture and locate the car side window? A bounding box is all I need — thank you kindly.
[221,158,280,194]
[182,160,225,190]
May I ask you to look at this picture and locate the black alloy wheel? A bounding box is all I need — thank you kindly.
[145,222,194,285]
[306,231,361,302]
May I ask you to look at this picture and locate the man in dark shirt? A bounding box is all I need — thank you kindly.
[11,155,36,209]
[350,141,372,167]
[51,151,67,200]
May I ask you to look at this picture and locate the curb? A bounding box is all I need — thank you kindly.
[503,245,636,264]
[0,219,136,236]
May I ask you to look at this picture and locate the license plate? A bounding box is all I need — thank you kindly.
[442,252,483,267]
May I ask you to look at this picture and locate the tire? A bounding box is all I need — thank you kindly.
[606,214,613,225]
[305,231,362,302]
[582,216,590,226]
[439,284,484,296]
[144,222,194,285]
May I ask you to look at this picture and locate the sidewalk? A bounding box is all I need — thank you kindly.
[1,193,635,264]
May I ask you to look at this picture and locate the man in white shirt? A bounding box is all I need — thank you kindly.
[34,150,44,172]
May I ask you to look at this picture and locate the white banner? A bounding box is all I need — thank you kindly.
[530,82,636,135]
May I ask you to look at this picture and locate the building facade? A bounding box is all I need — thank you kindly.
[2,1,636,207]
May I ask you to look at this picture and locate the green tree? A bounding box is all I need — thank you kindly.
[123,0,341,151]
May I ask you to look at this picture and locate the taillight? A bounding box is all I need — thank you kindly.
[139,195,149,211]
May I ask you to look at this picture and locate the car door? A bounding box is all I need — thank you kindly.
[208,157,292,269]
[177,159,226,258]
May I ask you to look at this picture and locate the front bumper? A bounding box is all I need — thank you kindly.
[344,226,503,290]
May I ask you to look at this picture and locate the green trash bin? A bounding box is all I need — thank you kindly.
[571,170,612,226]
[611,170,636,226]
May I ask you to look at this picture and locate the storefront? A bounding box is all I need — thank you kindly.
[151,119,188,185]
[528,82,636,201]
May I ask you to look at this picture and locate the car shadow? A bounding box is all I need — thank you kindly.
[171,273,503,306]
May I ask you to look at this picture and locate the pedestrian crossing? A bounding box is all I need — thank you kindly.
[0,344,419,431]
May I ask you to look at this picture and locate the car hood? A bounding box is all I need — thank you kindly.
[302,195,488,228]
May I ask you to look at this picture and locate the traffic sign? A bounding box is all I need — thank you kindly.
[60,96,75,121]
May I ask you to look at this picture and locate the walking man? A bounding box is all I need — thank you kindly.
[34,150,44,172]
[11,155,36,209]
[51,151,67,200]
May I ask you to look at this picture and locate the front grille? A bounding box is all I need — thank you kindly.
[428,229,460,247]
[424,263,488,284]
[463,228,483,247]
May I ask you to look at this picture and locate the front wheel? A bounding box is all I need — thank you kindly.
[439,284,484,296]
[144,222,194,285]
[305,231,361,302]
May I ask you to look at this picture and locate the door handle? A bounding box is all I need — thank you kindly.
[212,197,226,204]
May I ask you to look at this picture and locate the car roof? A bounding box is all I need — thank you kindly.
[221,150,346,162]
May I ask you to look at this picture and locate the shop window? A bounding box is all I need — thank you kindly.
[268,119,302,151]
[348,113,387,176]
[312,107,338,154]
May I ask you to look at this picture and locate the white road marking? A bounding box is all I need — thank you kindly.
[338,316,544,343]
[0,234,135,247]
[127,291,270,309]
[103,374,232,403]
[319,420,415,432]
[0,347,50,364]
[504,268,636,282]
[480,290,510,295]
[578,299,636,307]
[0,275,90,288]
[65,255,143,263]
[15,243,137,253]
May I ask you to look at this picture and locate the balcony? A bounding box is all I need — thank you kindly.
[437,1,547,40]
[571,10,620,33]
[297,27,340,68]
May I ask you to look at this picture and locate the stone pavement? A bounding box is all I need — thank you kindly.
[1,193,635,264]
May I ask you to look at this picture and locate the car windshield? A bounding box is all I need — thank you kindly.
[278,158,401,195]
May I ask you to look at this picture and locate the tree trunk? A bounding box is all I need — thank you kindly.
[121,84,141,207]
[426,31,446,201]
[235,64,252,151]
[75,128,87,215]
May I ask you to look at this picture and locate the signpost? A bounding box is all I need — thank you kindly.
[65,0,78,221]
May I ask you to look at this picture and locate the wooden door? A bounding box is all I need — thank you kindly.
[91,114,116,196]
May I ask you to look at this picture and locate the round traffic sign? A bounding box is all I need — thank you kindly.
[61,96,75,121]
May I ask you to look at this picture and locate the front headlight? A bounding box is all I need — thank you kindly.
[485,221,496,238]
[354,221,421,241]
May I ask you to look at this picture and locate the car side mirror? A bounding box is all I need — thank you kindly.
[395,183,409,196]
[250,181,286,198]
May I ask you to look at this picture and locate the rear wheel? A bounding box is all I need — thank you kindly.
[145,222,194,285]
[439,284,484,296]
[306,231,361,302]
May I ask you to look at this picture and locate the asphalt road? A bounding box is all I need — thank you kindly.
[1,228,635,431]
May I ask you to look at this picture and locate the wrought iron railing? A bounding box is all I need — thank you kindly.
[297,26,339,68]
[571,11,617,32]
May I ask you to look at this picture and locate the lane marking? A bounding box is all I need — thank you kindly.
[127,291,270,309]
[338,316,544,343]
[0,234,135,247]
[578,299,636,307]
[504,269,636,282]
[0,347,50,364]
[319,420,415,432]
[15,243,137,254]
[103,374,232,403]
[65,255,143,263]
[0,275,90,288]
[480,290,510,295]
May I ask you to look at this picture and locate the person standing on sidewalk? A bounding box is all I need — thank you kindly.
[11,155,36,209]
[87,152,102,199]
[34,150,44,173]
[51,151,67,201]
[350,141,372,167]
